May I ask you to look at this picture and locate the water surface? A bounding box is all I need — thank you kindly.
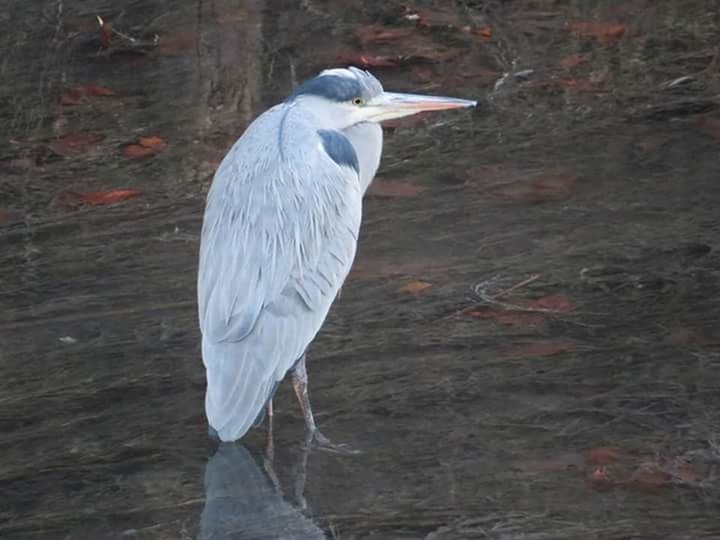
[2,1,720,538]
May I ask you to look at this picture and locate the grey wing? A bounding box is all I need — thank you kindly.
[197,123,362,441]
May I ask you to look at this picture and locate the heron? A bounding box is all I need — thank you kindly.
[198,66,476,444]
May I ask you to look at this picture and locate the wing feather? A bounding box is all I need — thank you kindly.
[198,107,362,441]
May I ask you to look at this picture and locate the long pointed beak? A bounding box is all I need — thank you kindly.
[368,91,476,122]
[379,91,477,112]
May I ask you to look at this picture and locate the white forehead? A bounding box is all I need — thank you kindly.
[319,67,369,80]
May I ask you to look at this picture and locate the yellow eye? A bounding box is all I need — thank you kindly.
[352,97,365,106]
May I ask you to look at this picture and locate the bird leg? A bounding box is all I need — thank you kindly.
[290,355,324,440]
[265,399,275,462]
[290,354,359,454]
[293,431,312,510]
[261,399,286,494]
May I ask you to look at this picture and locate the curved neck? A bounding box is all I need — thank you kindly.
[287,96,339,130]
[342,122,383,193]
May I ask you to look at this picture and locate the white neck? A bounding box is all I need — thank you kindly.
[342,122,383,194]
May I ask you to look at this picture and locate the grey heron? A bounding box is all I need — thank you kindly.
[198,66,475,444]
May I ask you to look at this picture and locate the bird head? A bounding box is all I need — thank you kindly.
[288,67,476,129]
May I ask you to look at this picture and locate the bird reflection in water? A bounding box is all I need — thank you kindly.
[198,441,326,540]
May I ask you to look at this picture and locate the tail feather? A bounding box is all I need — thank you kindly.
[202,337,277,442]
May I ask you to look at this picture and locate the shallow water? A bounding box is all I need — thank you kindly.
[2,1,720,538]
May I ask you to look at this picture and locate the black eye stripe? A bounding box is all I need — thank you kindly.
[287,69,383,103]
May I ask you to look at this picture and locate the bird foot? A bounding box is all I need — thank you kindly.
[305,428,361,455]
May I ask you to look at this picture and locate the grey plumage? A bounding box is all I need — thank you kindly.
[199,103,361,441]
[198,67,475,442]
[317,129,360,173]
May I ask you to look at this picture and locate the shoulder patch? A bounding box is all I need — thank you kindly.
[317,129,359,174]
